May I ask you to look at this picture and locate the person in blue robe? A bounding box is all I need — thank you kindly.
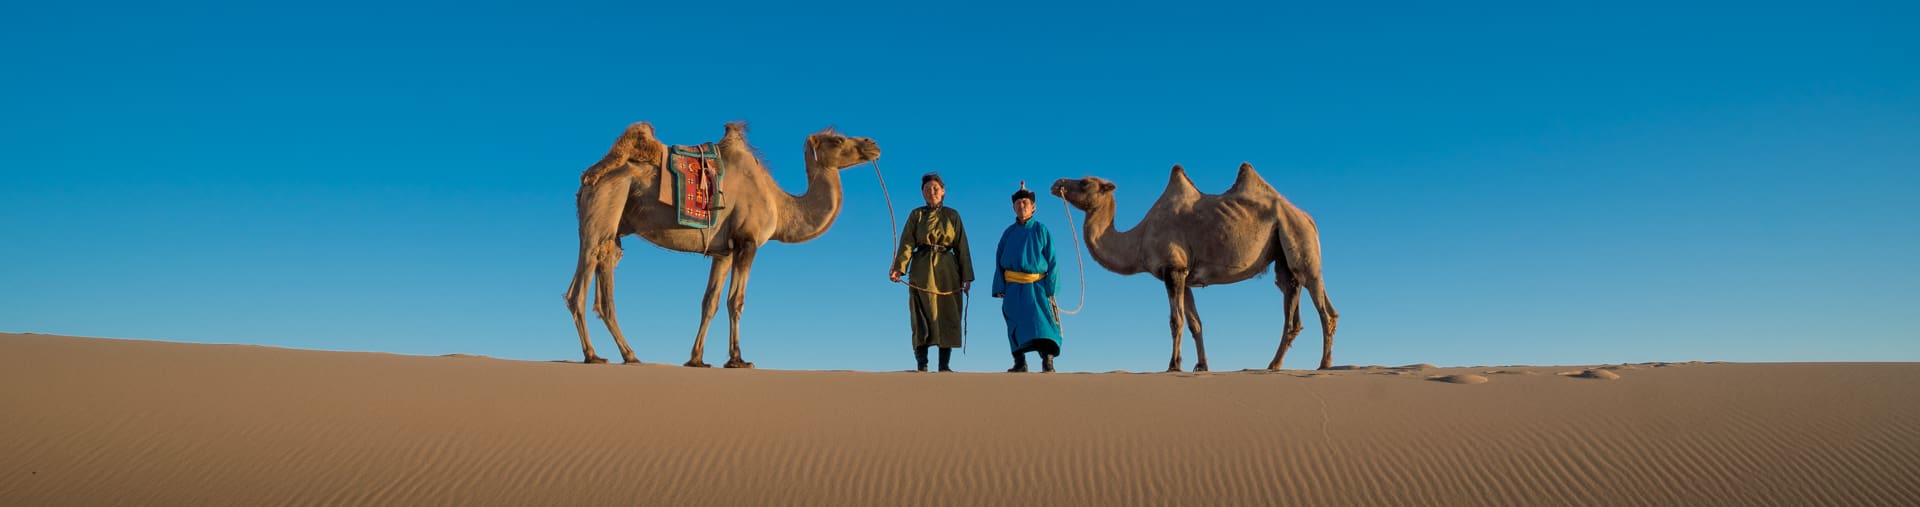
[992,184,1062,372]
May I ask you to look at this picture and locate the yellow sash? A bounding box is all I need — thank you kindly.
[1002,270,1043,283]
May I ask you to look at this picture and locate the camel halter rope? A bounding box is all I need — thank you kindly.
[872,160,968,351]
[1053,192,1088,316]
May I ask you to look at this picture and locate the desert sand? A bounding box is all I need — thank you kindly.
[2,332,1916,505]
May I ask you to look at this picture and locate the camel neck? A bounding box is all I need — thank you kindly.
[1082,203,1145,275]
[771,165,843,243]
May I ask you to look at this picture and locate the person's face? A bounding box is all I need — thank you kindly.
[1014,198,1035,222]
[922,181,945,206]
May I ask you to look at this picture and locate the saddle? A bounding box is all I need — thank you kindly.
[656,143,728,228]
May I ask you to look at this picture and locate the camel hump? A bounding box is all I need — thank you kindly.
[583,122,664,186]
[720,121,754,155]
[1163,164,1200,196]
[1227,162,1275,195]
[620,122,660,152]
[1147,164,1202,212]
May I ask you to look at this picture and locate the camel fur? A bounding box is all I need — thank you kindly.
[566,122,881,367]
[1050,163,1338,371]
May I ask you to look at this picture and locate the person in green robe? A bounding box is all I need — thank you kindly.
[890,172,975,372]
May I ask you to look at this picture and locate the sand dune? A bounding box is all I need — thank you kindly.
[3,333,1916,505]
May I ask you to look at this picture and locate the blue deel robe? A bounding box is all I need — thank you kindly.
[993,218,1062,354]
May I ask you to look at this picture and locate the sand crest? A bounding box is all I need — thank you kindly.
[1430,374,1490,384]
[1562,369,1623,380]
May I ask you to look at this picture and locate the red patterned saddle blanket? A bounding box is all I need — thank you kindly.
[656,143,727,228]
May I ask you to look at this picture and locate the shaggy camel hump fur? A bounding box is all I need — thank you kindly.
[1050,163,1338,371]
[580,122,667,187]
[564,121,880,367]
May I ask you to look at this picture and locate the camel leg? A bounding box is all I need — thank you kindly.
[1269,267,1304,370]
[1162,268,1188,372]
[592,242,640,364]
[723,242,760,369]
[686,255,732,368]
[564,246,606,364]
[567,179,628,365]
[1306,277,1339,370]
[1184,287,1207,372]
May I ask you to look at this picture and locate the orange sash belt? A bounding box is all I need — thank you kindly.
[1002,270,1043,283]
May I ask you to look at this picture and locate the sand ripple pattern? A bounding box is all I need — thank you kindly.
[3,334,1917,505]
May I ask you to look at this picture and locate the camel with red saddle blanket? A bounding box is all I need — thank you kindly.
[567,122,881,367]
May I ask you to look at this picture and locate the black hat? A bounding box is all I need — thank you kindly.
[1011,181,1036,202]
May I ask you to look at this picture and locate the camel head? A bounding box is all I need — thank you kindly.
[805,127,882,171]
[1050,176,1117,212]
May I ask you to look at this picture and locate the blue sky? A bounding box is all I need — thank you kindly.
[3,1,1915,371]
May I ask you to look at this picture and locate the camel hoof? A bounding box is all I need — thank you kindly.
[1165,366,1182,373]
[684,361,711,368]
[1193,363,1209,372]
[724,359,755,369]
[620,357,642,365]
[584,355,608,364]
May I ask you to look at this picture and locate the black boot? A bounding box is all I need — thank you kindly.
[1007,352,1028,373]
[915,346,929,372]
[1041,354,1056,373]
[938,348,954,372]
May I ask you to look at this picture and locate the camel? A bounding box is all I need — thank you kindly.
[1049,163,1338,371]
[565,122,881,367]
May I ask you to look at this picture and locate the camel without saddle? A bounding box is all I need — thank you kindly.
[1051,163,1338,371]
[566,122,881,367]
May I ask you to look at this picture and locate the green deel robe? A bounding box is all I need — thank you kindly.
[891,205,975,349]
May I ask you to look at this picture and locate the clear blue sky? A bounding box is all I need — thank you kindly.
[3,1,1915,371]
